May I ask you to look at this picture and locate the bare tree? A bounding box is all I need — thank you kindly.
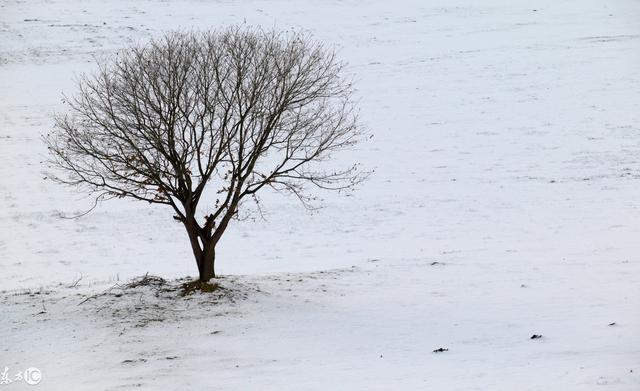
[46,27,366,282]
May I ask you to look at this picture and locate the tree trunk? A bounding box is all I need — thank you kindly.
[199,242,216,282]
[184,219,216,282]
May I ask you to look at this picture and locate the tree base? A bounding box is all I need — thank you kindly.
[180,279,221,296]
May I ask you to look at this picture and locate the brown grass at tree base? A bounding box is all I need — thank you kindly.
[180,280,223,296]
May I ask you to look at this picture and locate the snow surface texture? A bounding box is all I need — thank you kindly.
[1,0,640,389]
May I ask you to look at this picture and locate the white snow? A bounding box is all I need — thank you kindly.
[1,0,640,389]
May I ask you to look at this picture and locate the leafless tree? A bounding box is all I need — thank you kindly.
[46,27,366,282]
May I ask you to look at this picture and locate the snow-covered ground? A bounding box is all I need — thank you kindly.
[1,0,640,389]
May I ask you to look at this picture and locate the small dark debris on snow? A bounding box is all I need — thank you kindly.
[433,348,448,353]
[165,356,178,360]
[430,261,442,266]
[608,322,616,326]
[210,330,221,335]
[530,334,543,339]
[126,274,166,289]
[122,358,147,364]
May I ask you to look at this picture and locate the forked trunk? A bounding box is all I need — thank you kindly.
[184,219,216,282]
